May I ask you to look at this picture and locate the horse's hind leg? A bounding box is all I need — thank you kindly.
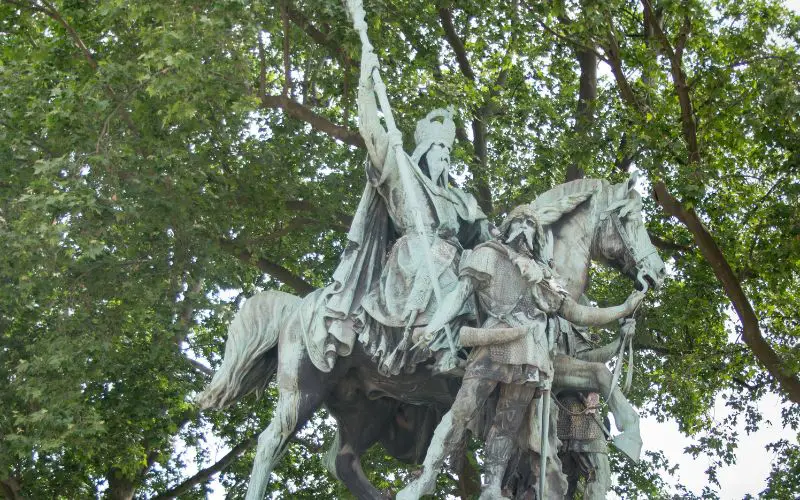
[246,338,330,499]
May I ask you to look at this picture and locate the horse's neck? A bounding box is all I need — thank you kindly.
[550,208,595,299]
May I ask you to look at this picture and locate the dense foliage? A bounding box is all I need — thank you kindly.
[1,0,798,498]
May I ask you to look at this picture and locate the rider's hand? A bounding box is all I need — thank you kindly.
[361,50,380,75]
[387,130,403,147]
[624,290,645,314]
[516,257,543,284]
[619,318,636,341]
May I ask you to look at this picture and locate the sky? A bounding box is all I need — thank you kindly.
[636,393,790,497]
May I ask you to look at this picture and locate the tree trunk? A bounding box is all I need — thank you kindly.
[108,469,135,500]
[565,47,597,182]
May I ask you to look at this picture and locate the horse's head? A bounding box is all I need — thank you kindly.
[593,173,667,291]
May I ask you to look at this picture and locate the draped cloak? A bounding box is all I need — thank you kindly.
[296,146,488,373]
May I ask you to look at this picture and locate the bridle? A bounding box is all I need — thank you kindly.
[597,202,658,290]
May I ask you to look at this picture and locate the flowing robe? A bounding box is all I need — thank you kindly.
[297,145,488,373]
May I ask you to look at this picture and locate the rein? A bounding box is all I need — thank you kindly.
[596,202,651,400]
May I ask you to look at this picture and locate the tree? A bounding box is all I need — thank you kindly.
[1,0,797,498]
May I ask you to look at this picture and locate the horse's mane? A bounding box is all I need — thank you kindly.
[530,178,609,212]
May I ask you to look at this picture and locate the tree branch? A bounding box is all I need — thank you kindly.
[292,436,325,453]
[218,238,315,295]
[0,117,55,157]
[0,478,21,500]
[258,94,364,148]
[731,376,767,393]
[13,0,99,70]
[603,30,644,112]
[283,199,352,230]
[253,13,362,148]
[185,356,213,377]
[601,2,800,403]
[532,16,608,63]
[107,468,135,500]
[647,230,691,254]
[285,4,355,67]
[152,436,257,500]
[258,31,267,98]
[436,6,496,214]
[7,0,141,139]
[653,181,800,403]
[641,0,699,164]
[566,17,599,182]
[438,7,475,82]
[280,1,292,97]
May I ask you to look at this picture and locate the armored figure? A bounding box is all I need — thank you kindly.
[397,205,644,499]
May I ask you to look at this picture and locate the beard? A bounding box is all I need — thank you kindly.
[504,226,536,255]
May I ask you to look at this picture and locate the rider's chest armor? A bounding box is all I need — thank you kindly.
[473,250,552,370]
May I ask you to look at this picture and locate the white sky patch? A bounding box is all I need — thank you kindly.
[637,392,790,497]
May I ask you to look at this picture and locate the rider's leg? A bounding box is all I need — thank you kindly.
[397,376,498,500]
[540,399,568,500]
[582,452,611,500]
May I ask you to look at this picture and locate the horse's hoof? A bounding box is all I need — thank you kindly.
[612,431,643,462]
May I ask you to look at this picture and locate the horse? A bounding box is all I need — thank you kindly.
[198,175,666,499]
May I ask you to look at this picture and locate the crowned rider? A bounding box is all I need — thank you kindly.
[397,204,644,500]
[298,34,492,376]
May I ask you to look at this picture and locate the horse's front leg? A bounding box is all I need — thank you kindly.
[552,354,642,462]
[333,408,397,499]
[246,391,305,500]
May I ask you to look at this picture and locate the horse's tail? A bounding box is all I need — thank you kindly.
[198,290,302,410]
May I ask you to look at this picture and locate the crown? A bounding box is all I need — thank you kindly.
[412,108,456,158]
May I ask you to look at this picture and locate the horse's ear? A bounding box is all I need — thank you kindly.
[627,170,640,192]
[614,171,643,218]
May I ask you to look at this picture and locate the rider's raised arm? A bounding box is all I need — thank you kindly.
[558,290,643,327]
[357,48,390,169]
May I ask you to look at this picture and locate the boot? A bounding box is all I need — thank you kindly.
[479,434,513,500]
